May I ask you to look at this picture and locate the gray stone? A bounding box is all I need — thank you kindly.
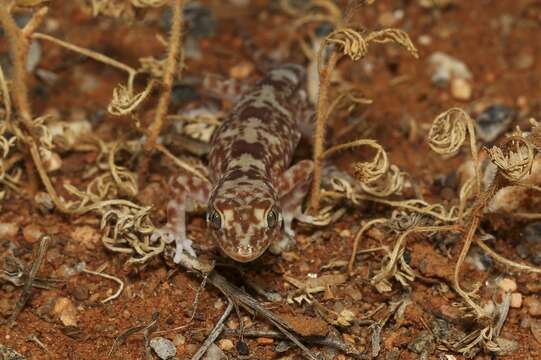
[150,337,176,360]
[475,105,515,143]
[203,343,226,360]
[428,52,472,86]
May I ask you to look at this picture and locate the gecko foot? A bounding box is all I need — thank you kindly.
[151,199,197,263]
[269,233,295,255]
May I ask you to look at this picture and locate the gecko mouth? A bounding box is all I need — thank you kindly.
[219,242,270,263]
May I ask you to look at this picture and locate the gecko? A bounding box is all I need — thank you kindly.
[155,64,315,263]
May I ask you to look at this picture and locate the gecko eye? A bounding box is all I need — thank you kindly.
[267,208,278,228]
[208,209,222,229]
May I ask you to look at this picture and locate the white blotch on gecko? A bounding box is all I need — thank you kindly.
[159,64,314,263]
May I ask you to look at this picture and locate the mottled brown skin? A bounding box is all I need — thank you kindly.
[207,64,308,262]
[159,65,314,264]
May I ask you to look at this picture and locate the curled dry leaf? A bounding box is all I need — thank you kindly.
[108,81,154,117]
[486,133,534,182]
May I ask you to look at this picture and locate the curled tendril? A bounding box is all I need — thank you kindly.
[108,81,154,117]
[428,107,469,155]
[319,28,418,72]
[428,107,481,193]
[486,132,534,182]
[360,164,405,197]
[387,210,426,232]
[324,29,368,62]
[350,141,389,184]
[131,0,168,7]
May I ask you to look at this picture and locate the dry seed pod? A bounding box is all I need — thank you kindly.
[324,29,368,62]
[352,142,389,184]
[486,133,533,182]
[108,82,153,116]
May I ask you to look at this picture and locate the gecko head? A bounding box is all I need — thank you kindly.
[207,191,283,263]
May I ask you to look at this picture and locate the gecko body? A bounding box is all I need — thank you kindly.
[158,65,314,263]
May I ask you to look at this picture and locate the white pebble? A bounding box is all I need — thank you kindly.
[150,337,176,360]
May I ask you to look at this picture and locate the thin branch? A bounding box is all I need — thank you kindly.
[8,235,50,327]
[144,0,185,153]
[0,2,33,128]
[191,301,233,360]
[82,267,125,303]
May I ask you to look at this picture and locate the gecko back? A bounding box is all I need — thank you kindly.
[206,64,307,262]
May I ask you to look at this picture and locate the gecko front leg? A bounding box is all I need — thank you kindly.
[152,174,211,263]
[270,159,314,254]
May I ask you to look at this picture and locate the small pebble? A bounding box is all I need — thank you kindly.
[203,343,226,360]
[173,334,186,346]
[450,78,472,101]
[475,105,514,143]
[218,339,234,351]
[52,297,78,326]
[23,223,44,244]
[497,278,517,292]
[35,192,55,212]
[26,40,41,73]
[241,315,253,328]
[525,296,541,317]
[510,293,522,308]
[229,61,254,79]
[150,337,176,360]
[428,52,472,86]
[0,222,19,240]
[213,298,224,310]
[256,337,274,345]
[418,34,432,46]
[226,318,239,329]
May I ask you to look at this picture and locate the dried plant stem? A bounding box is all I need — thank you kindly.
[82,268,125,303]
[453,180,498,318]
[0,3,35,130]
[0,61,12,125]
[371,224,459,285]
[28,143,70,212]
[8,235,50,327]
[191,301,233,360]
[465,119,481,194]
[32,32,137,84]
[155,143,209,182]
[144,0,185,153]
[475,239,541,274]
[348,218,387,274]
[309,50,338,211]
[0,5,52,197]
